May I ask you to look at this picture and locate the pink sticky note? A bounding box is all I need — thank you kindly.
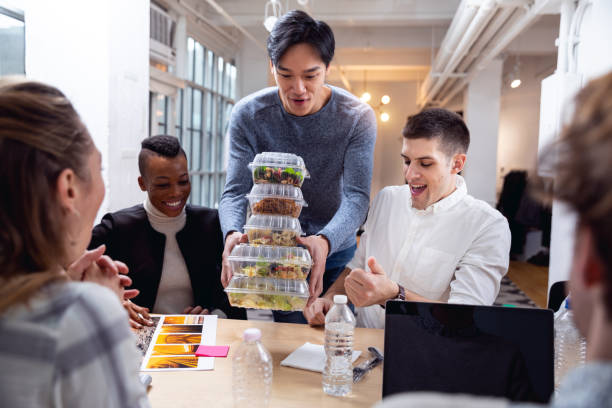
[195,345,230,357]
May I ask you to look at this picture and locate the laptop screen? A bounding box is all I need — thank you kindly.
[383,301,554,403]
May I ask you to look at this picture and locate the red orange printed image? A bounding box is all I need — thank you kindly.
[160,325,203,334]
[146,356,199,369]
[162,315,205,324]
[155,333,202,344]
[151,345,199,356]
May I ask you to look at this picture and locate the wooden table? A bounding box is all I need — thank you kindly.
[148,319,384,408]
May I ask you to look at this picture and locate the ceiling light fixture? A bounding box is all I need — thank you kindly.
[263,0,282,32]
[509,55,521,89]
[359,70,392,123]
[360,92,372,103]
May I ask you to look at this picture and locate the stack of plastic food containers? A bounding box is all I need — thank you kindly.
[225,152,312,311]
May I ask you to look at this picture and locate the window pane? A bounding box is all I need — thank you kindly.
[205,50,214,89]
[183,87,192,143]
[224,62,231,97]
[175,88,183,139]
[201,175,210,207]
[205,92,214,171]
[194,42,204,86]
[191,174,201,205]
[230,64,237,100]
[0,13,25,75]
[156,94,167,135]
[208,174,216,209]
[183,88,193,165]
[192,90,202,170]
[217,56,224,93]
[192,89,202,130]
[187,37,195,81]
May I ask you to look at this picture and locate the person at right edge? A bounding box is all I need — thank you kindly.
[219,10,377,323]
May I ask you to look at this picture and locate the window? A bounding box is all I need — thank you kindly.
[0,4,25,75]
[149,92,169,135]
[176,37,236,208]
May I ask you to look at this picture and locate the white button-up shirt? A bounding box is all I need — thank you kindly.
[348,176,511,329]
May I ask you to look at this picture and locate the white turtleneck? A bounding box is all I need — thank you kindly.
[144,196,194,314]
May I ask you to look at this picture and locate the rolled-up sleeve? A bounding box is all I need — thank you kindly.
[448,215,511,305]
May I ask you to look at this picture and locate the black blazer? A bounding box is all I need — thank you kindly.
[89,204,245,319]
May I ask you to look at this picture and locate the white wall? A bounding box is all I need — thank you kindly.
[497,55,556,192]
[24,0,149,219]
[342,81,418,199]
[235,28,269,99]
[463,58,503,206]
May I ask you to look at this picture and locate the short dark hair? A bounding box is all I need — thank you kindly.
[267,10,335,68]
[402,108,470,156]
[138,135,186,176]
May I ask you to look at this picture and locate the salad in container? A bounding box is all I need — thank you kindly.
[244,214,303,246]
[229,243,312,280]
[248,152,310,188]
[246,184,307,218]
[225,276,309,311]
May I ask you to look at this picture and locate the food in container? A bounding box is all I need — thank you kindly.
[244,214,302,247]
[246,184,307,218]
[225,276,309,311]
[229,243,312,280]
[248,152,310,188]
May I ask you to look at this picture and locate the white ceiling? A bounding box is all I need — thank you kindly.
[186,0,558,88]
[200,0,461,27]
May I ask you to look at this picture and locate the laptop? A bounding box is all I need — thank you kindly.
[383,301,554,403]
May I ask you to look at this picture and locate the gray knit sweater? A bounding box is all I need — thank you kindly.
[219,85,377,254]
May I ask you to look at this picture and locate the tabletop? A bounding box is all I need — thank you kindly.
[147,318,384,408]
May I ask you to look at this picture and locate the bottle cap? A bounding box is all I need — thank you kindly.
[243,328,262,342]
[333,294,348,304]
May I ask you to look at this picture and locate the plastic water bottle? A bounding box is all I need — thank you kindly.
[232,328,273,408]
[323,294,356,396]
[554,298,587,390]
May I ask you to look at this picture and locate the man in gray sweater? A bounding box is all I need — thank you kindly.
[219,10,377,323]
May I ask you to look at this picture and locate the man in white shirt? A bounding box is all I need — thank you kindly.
[304,108,511,328]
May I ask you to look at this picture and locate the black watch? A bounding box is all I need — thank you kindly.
[380,282,406,309]
[396,283,406,301]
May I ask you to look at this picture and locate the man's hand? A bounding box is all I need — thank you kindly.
[182,306,210,315]
[124,300,153,329]
[221,231,248,287]
[296,235,330,306]
[344,256,398,307]
[303,297,333,326]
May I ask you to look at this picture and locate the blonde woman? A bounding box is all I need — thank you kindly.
[0,79,150,407]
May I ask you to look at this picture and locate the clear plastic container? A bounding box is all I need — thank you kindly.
[246,184,307,218]
[323,294,356,397]
[248,152,310,188]
[225,276,309,311]
[244,214,303,247]
[233,328,273,408]
[229,243,312,280]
